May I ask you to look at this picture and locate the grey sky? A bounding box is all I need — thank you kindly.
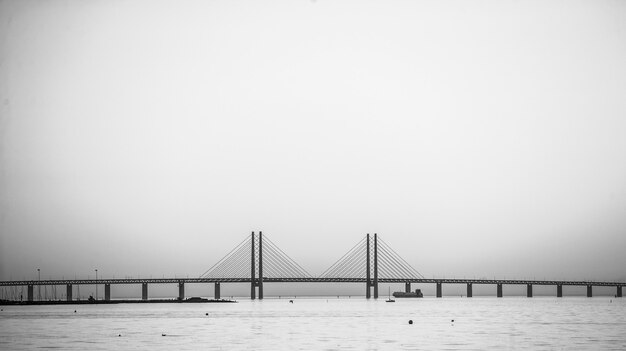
[1,0,625,288]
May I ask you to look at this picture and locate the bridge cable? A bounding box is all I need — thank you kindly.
[319,236,367,278]
[200,235,250,278]
[264,236,312,278]
[379,238,424,278]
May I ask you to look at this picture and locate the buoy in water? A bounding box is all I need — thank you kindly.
[162,333,166,336]
[205,312,209,316]
[408,320,413,325]
[289,300,293,303]
[451,319,455,323]
[74,310,76,313]
[118,334,121,337]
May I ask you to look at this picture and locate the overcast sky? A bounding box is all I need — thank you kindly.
[1,0,625,288]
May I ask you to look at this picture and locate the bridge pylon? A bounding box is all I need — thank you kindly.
[250,231,264,299]
[365,233,379,299]
[201,230,311,299]
[250,231,256,300]
[320,233,424,298]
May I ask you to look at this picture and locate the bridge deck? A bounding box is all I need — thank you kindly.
[1,278,624,286]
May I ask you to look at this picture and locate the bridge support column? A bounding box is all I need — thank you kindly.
[587,285,592,298]
[66,284,72,301]
[557,284,563,297]
[178,282,184,301]
[405,282,411,293]
[436,282,442,298]
[497,283,503,298]
[215,282,221,299]
[258,231,263,300]
[142,283,148,300]
[105,284,111,301]
[27,285,34,302]
[467,283,472,298]
[617,286,622,298]
[527,284,533,298]
[251,231,256,300]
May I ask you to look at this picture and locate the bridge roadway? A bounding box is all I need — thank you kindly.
[1,278,624,301]
[1,277,626,286]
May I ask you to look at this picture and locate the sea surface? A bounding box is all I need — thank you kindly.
[1,297,625,350]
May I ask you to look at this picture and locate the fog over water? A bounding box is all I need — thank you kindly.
[1,0,626,296]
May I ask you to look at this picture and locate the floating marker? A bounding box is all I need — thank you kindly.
[408,320,413,325]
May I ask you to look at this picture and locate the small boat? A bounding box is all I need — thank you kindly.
[386,287,395,302]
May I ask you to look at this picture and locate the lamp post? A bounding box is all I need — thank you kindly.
[37,268,40,301]
[95,269,98,300]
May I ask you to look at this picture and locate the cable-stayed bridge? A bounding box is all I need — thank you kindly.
[1,232,624,302]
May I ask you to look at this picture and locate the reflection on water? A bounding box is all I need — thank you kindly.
[1,297,625,350]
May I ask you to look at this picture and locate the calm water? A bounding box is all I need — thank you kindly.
[1,297,625,350]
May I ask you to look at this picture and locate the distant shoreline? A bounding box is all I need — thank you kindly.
[0,298,236,305]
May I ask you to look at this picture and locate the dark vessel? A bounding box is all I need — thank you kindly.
[392,289,423,298]
[184,297,236,303]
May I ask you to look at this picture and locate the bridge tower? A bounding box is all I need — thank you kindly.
[259,231,263,299]
[202,230,310,300]
[250,231,255,299]
[250,231,264,300]
[321,233,422,299]
[365,233,380,299]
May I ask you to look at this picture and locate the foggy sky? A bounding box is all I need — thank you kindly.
[1,0,626,290]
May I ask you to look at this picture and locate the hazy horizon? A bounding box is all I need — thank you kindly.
[1,0,626,291]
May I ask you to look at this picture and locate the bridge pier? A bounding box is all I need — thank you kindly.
[27,285,34,302]
[259,232,263,300]
[215,282,221,299]
[618,286,622,298]
[587,285,592,298]
[497,283,503,298]
[557,284,563,297]
[467,283,472,298]
[251,232,256,300]
[527,284,533,298]
[178,282,185,301]
[66,284,72,301]
[436,282,442,298]
[142,283,148,300]
[105,284,111,301]
[405,282,411,293]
